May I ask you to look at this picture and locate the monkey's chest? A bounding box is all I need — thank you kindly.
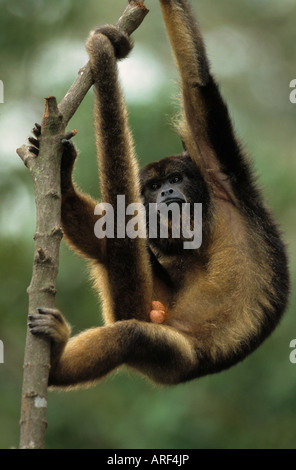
[152,258,198,311]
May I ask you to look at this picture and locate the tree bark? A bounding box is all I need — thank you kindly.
[17,0,148,450]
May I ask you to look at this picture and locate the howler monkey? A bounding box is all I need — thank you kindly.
[27,0,289,387]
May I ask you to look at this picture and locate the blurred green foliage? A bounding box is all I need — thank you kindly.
[0,0,295,449]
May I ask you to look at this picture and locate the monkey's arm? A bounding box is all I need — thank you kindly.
[159,0,252,195]
[61,189,106,263]
[28,125,106,263]
[60,139,108,262]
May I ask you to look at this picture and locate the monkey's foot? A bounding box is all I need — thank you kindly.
[150,301,167,324]
[28,307,70,345]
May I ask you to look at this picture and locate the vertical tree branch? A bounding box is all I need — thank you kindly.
[17,0,148,450]
[18,97,64,449]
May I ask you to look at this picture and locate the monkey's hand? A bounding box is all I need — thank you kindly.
[28,308,71,362]
[60,138,78,193]
[150,301,167,324]
[88,24,133,60]
[27,122,41,156]
[27,124,78,193]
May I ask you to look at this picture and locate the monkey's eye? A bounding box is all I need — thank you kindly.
[149,182,161,191]
[170,175,183,184]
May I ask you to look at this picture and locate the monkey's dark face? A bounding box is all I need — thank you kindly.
[140,153,211,254]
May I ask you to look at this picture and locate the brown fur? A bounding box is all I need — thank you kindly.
[27,1,289,388]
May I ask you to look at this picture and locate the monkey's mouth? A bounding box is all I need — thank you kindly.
[162,198,186,206]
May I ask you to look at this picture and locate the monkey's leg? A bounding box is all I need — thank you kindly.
[29,309,197,387]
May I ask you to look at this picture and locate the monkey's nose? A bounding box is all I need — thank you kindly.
[161,188,173,197]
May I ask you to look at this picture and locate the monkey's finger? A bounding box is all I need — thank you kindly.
[37,307,65,323]
[28,322,56,338]
[64,129,78,141]
[61,139,74,149]
[32,123,41,137]
[28,137,39,149]
[28,310,62,333]
[28,146,39,156]
[28,313,54,335]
